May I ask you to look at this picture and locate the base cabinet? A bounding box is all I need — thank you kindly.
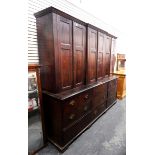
[43,77,117,151]
[112,71,126,99]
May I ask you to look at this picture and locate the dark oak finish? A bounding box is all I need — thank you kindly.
[35,6,117,152]
[110,38,116,73]
[73,22,86,87]
[55,14,73,91]
[107,78,117,107]
[87,27,97,84]
[97,32,106,80]
[104,35,112,76]
[92,83,107,109]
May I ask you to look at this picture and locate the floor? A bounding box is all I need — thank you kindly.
[35,98,126,155]
[28,110,44,153]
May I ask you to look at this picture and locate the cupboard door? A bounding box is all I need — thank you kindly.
[107,79,117,107]
[92,83,107,109]
[87,27,97,84]
[110,38,116,73]
[73,22,86,87]
[104,36,112,77]
[56,15,73,91]
[97,32,105,80]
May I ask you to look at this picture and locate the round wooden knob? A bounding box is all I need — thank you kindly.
[84,94,89,99]
[69,100,75,106]
[69,114,75,120]
[84,105,88,111]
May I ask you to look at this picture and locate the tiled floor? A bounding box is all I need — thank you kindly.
[36,98,126,155]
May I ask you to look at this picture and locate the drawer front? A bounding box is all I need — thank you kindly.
[108,79,117,98]
[63,96,80,128]
[63,112,92,144]
[62,90,92,128]
[92,83,107,108]
[107,95,117,108]
[92,103,106,119]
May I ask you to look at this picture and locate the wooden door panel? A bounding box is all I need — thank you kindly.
[60,49,72,89]
[90,52,96,82]
[88,28,97,83]
[104,36,112,76]
[97,32,105,80]
[73,22,86,87]
[110,38,116,73]
[105,53,110,76]
[75,51,83,85]
[58,15,73,91]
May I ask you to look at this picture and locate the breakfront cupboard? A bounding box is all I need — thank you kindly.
[35,6,117,152]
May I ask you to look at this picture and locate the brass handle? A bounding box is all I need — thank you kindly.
[69,100,75,106]
[69,114,75,120]
[84,105,88,111]
[84,94,89,99]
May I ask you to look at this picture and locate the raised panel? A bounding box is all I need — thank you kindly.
[90,32,96,50]
[88,28,97,83]
[97,32,105,80]
[105,36,111,54]
[90,52,96,81]
[110,39,116,73]
[73,22,86,87]
[57,14,73,91]
[60,49,72,89]
[104,36,112,76]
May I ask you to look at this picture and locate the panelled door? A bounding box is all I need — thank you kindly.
[97,32,105,80]
[73,22,86,87]
[87,27,97,84]
[56,14,73,91]
[110,38,116,73]
[104,35,112,77]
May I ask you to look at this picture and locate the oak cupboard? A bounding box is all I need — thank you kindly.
[35,6,117,152]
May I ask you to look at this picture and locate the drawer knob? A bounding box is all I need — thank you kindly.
[69,100,75,106]
[84,105,88,111]
[94,110,97,115]
[84,94,89,99]
[69,114,75,120]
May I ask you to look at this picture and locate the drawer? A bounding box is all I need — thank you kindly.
[92,103,106,119]
[79,90,92,103]
[92,84,107,108]
[62,90,92,128]
[63,96,80,128]
[108,79,117,98]
[62,112,92,144]
[107,96,117,108]
[108,79,117,91]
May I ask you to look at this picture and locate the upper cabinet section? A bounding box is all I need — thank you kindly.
[35,6,117,93]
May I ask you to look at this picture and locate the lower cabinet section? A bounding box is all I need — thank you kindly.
[43,77,117,152]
